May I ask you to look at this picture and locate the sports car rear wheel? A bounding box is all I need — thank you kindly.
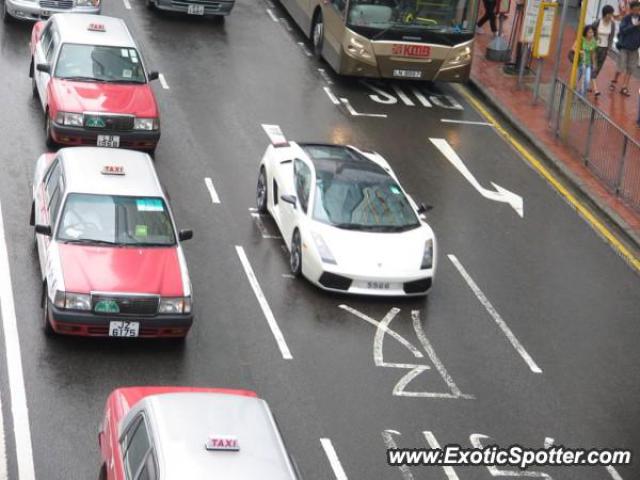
[256,168,268,213]
[290,230,302,277]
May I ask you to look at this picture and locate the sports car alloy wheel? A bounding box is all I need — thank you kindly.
[290,230,302,276]
[256,168,268,213]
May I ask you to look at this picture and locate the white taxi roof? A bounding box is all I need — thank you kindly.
[142,393,298,479]
[58,148,163,198]
[51,14,136,48]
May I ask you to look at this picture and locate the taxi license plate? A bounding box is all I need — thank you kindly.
[187,4,205,14]
[97,135,120,148]
[109,321,140,338]
[393,69,422,79]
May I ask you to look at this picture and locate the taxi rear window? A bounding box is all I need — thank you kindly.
[55,43,146,84]
[57,194,176,247]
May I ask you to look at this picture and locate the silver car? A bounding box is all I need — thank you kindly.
[2,0,101,22]
[146,0,235,17]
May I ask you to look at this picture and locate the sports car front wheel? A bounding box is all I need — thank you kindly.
[290,230,302,277]
[256,168,268,214]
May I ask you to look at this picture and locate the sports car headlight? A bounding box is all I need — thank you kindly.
[420,238,433,270]
[311,232,337,265]
[64,292,92,311]
[159,297,191,314]
[134,118,159,131]
[74,0,101,6]
[55,112,84,127]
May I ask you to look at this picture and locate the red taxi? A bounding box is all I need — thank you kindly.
[98,387,301,479]
[30,147,194,338]
[30,14,161,152]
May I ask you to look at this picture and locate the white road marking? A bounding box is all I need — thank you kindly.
[543,437,555,448]
[0,201,36,480]
[470,434,552,478]
[235,246,292,359]
[281,273,295,279]
[382,430,414,480]
[412,311,474,399]
[123,0,131,9]
[266,8,279,22]
[0,392,6,480]
[340,98,388,118]
[392,84,415,106]
[204,177,220,204]
[606,466,624,480]
[297,42,313,57]
[249,212,281,239]
[279,18,292,31]
[323,87,341,105]
[448,254,542,374]
[430,138,524,217]
[423,431,460,480]
[411,87,432,107]
[321,438,349,480]
[158,73,170,90]
[318,68,333,84]
[441,118,493,126]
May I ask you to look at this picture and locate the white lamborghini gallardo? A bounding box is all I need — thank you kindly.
[256,129,437,296]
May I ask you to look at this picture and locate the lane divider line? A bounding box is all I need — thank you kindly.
[0,201,36,479]
[455,85,640,272]
[448,254,543,374]
[320,438,349,480]
[204,177,220,204]
[441,118,493,126]
[279,18,292,31]
[235,246,293,359]
[0,391,7,480]
[606,465,624,480]
[158,73,170,90]
[123,0,131,9]
[323,87,340,106]
[318,68,333,85]
[296,42,312,57]
[266,8,279,22]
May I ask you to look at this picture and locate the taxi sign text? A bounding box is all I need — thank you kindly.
[101,165,125,176]
[205,436,240,451]
[88,23,106,32]
[391,44,432,58]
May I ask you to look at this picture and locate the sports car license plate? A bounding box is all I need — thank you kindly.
[367,281,391,289]
[97,135,120,148]
[41,10,52,17]
[392,69,422,79]
[187,4,205,14]
[109,321,140,337]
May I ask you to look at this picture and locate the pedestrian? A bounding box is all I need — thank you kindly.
[592,5,616,95]
[577,25,598,95]
[610,1,640,96]
[476,0,498,36]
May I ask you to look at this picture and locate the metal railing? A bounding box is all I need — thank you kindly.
[548,79,640,212]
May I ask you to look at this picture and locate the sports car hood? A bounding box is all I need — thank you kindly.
[312,222,435,275]
[51,79,158,117]
[58,244,183,296]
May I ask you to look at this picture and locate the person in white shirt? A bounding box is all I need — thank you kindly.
[594,5,616,95]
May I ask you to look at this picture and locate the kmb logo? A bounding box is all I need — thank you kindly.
[391,44,432,58]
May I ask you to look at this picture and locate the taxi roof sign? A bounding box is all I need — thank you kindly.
[205,435,240,452]
[88,23,106,32]
[101,165,125,176]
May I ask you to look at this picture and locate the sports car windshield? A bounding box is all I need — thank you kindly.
[55,44,146,83]
[347,0,477,34]
[306,146,420,232]
[57,194,176,246]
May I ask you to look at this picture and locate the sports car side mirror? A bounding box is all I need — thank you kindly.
[35,224,52,236]
[36,63,51,74]
[148,71,160,81]
[417,203,433,215]
[179,229,193,241]
[280,194,297,208]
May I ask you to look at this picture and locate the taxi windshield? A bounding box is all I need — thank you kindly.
[347,0,477,34]
[57,194,176,246]
[55,43,146,83]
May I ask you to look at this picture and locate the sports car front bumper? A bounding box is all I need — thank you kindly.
[309,268,434,297]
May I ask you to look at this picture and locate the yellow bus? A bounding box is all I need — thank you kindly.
[280,0,479,82]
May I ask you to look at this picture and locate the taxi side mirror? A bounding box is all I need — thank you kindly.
[148,71,159,81]
[36,63,51,74]
[35,224,52,236]
[417,203,433,215]
[179,229,193,241]
[281,194,297,208]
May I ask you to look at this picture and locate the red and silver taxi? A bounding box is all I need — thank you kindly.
[30,147,194,338]
[98,387,300,479]
[29,14,161,152]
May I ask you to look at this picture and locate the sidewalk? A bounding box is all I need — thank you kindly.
[469,5,640,247]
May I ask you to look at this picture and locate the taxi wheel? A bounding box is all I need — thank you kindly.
[256,168,268,213]
[312,13,324,58]
[31,70,38,98]
[98,464,107,480]
[290,229,302,277]
[42,287,54,336]
[45,114,56,149]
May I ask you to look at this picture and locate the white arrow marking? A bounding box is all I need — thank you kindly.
[430,138,524,217]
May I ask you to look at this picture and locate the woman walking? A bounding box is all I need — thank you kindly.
[593,5,616,95]
[577,25,598,96]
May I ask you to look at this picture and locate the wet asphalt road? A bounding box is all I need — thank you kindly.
[0,0,639,479]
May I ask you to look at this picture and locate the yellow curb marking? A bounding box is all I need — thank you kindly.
[455,84,640,272]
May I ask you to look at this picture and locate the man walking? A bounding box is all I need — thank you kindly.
[610,1,640,96]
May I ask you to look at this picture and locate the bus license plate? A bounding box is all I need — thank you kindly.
[97,135,120,148]
[109,321,140,337]
[188,4,205,14]
[393,69,422,79]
